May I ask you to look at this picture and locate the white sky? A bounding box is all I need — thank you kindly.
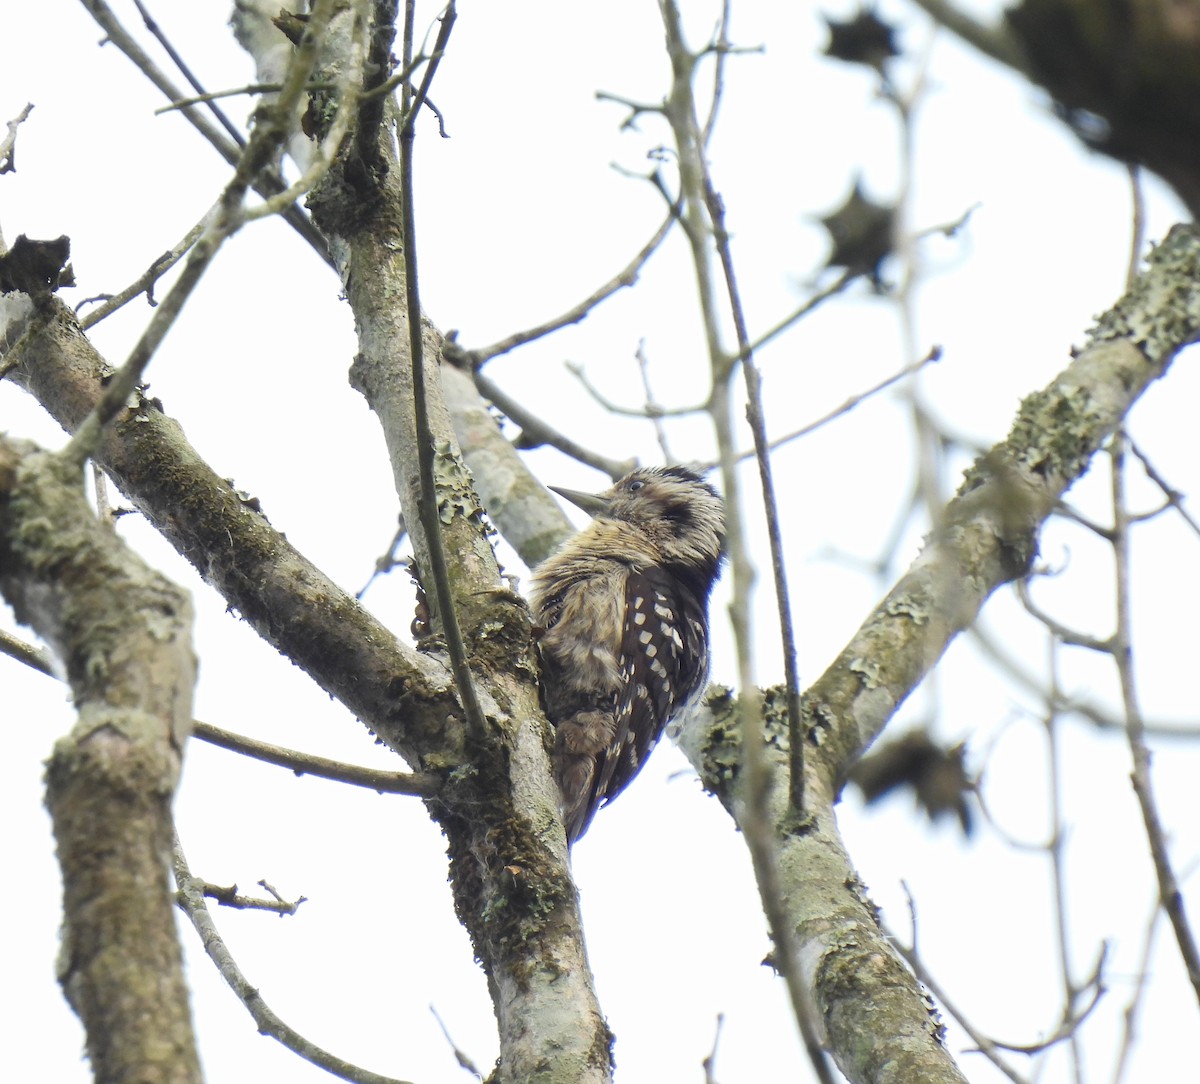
[3,3,1198,1082]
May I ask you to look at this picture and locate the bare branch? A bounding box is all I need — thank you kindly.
[196,878,307,915]
[702,1013,725,1084]
[430,1004,483,1079]
[296,4,610,1076]
[192,719,439,795]
[130,0,247,146]
[1043,651,1087,1081]
[565,357,707,417]
[0,630,434,794]
[397,2,456,137]
[7,299,463,766]
[679,223,1200,1084]
[468,213,675,365]
[79,0,332,263]
[469,365,637,480]
[64,0,361,468]
[732,346,942,462]
[635,341,674,462]
[0,434,200,1082]
[396,0,486,743]
[78,220,204,329]
[0,625,54,675]
[1128,437,1200,541]
[654,3,836,1078]
[968,622,1200,739]
[172,834,414,1084]
[1016,577,1115,652]
[889,928,1024,1082]
[1111,433,1200,1004]
[0,103,34,174]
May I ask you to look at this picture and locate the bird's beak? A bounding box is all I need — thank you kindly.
[549,485,611,518]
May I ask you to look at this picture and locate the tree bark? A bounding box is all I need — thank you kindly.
[677,224,1200,1084]
[0,436,201,1084]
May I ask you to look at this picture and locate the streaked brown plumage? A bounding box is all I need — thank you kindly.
[530,466,725,843]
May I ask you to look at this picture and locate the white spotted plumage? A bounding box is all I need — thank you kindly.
[530,466,725,843]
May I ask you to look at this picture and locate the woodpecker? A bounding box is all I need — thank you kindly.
[530,465,725,843]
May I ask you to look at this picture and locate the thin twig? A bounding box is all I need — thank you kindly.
[455,2,734,374]
[968,622,1200,739]
[357,516,408,598]
[79,0,332,264]
[469,213,675,366]
[397,3,455,136]
[155,82,335,115]
[471,369,637,480]
[0,627,54,675]
[990,945,1107,1055]
[62,0,358,467]
[0,630,429,792]
[1111,432,1200,1005]
[131,0,248,147]
[1111,858,1200,1084]
[79,220,204,329]
[725,346,941,463]
[889,930,1024,1083]
[565,359,707,418]
[396,1,486,741]
[172,834,414,1084]
[656,4,834,1080]
[429,1004,482,1078]
[1127,437,1200,541]
[701,86,804,814]
[738,269,855,359]
[1043,642,1085,1083]
[702,1012,725,1084]
[196,879,307,915]
[1015,578,1114,653]
[1126,165,1146,291]
[90,462,116,527]
[635,341,673,462]
[192,719,439,795]
[897,910,1106,1065]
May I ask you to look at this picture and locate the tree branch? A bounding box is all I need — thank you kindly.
[296,5,611,1078]
[1111,434,1200,1004]
[0,435,201,1082]
[677,223,1200,1084]
[172,834,413,1084]
[192,719,440,795]
[3,299,464,771]
[79,0,334,264]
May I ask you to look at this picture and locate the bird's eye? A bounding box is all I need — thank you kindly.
[628,479,645,491]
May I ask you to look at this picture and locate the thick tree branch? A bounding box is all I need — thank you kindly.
[677,223,1200,1084]
[806,223,1200,785]
[3,299,464,770]
[0,435,201,1083]
[295,8,610,1080]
